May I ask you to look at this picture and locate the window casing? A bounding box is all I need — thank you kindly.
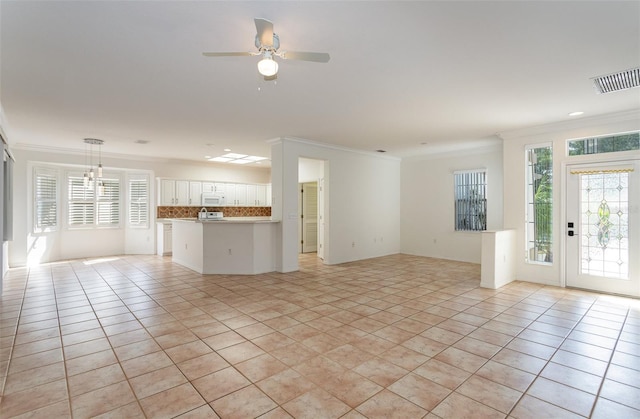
[67,172,121,228]
[454,170,487,231]
[34,167,59,232]
[526,145,553,264]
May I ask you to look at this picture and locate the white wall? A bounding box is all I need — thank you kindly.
[10,147,271,267]
[299,158,324,183]
[400,144,504,263]
[501,110,640,286]
[271,138,401,272]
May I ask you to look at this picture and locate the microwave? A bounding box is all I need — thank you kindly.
[201,192,226,206]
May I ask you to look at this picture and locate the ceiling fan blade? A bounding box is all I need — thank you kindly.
[280,51,330,63]
[203,52,253,57]
[254,18,274,47]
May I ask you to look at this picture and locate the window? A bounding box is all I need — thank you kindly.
[128,175,149,228]
[34,167,58,232]
[568,132,639,156]
[454,170,487,231]
[526,145,553,264]
[67,173,120,228]
[97,177,120,226]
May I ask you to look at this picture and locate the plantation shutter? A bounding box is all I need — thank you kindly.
[68,175,95,226]
[96,177,120,226]
[34,168,58,231]
[128,176,149,227]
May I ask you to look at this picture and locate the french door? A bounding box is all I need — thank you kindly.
[566,160,640,296]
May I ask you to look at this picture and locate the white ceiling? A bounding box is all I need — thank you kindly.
[1,1,639,166]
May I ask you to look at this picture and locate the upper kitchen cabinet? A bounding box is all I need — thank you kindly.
[159,179,189,206]
[158,179,201,206]
[188,182,202,206]
[202,182,216,194]
[157,178,272,207]
[247,184,269,206]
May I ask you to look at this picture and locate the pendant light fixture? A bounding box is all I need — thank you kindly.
[83,138,105,194]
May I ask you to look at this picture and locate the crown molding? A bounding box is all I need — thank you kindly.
[269,136,402,161]
[498,109,640,141]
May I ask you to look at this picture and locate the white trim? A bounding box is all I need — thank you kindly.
[272,137,402,161]
[499,109,640,141]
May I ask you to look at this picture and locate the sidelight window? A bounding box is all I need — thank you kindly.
[526,145,553,264]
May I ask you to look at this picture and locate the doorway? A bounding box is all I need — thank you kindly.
[565,160,640,296]
[298,158,325,259]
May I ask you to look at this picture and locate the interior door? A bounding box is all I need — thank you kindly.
[301,182,318,253]
[317,177,325,260]
[566,160,640,296]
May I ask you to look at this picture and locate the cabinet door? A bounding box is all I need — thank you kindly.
[256,185,267,206]
[175,180,189,205]
[202,182,216,193]
[189,182,202,206]
[246,184,257,206]
[222,183,237,206]
[235,184,248,206]
[160,179,176,206]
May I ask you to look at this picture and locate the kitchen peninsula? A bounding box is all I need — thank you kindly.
[171,217,279,275]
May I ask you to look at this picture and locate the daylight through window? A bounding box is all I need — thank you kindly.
[568,132,639,156]
[526,145,553,264]
[454,170,487,231]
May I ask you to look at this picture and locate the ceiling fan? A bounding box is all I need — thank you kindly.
[203,18,330,79]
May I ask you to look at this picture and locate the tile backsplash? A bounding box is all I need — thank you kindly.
[157,206,271,219]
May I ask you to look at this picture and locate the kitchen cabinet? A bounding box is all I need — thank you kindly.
[202,182,216,193]
[157,178,272,207]
[156,221,172,255]
[188,182,202,206]
[234,184,248,206]
[159,179,189,206]
[222,183,248,206]
[247,184,268,206]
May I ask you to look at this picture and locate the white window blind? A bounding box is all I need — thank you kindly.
[67,173,121,228]
[34,167,58,231]
[128,176,149,227]
[68,175,95,226]
[454,170,487,231]
[97,177,120,226]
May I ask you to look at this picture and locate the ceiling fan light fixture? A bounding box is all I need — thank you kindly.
[258,56,278,77]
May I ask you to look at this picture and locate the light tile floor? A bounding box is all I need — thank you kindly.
[0,253,639,418]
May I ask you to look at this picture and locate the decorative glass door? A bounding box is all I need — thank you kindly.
[566,161,640,296]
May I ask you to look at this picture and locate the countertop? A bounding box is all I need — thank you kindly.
[166,217,277,224]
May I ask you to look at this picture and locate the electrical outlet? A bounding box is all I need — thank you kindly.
[228,248,232,255]
[352,242,355,248]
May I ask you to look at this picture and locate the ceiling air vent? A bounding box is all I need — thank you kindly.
[591,67,640,94]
